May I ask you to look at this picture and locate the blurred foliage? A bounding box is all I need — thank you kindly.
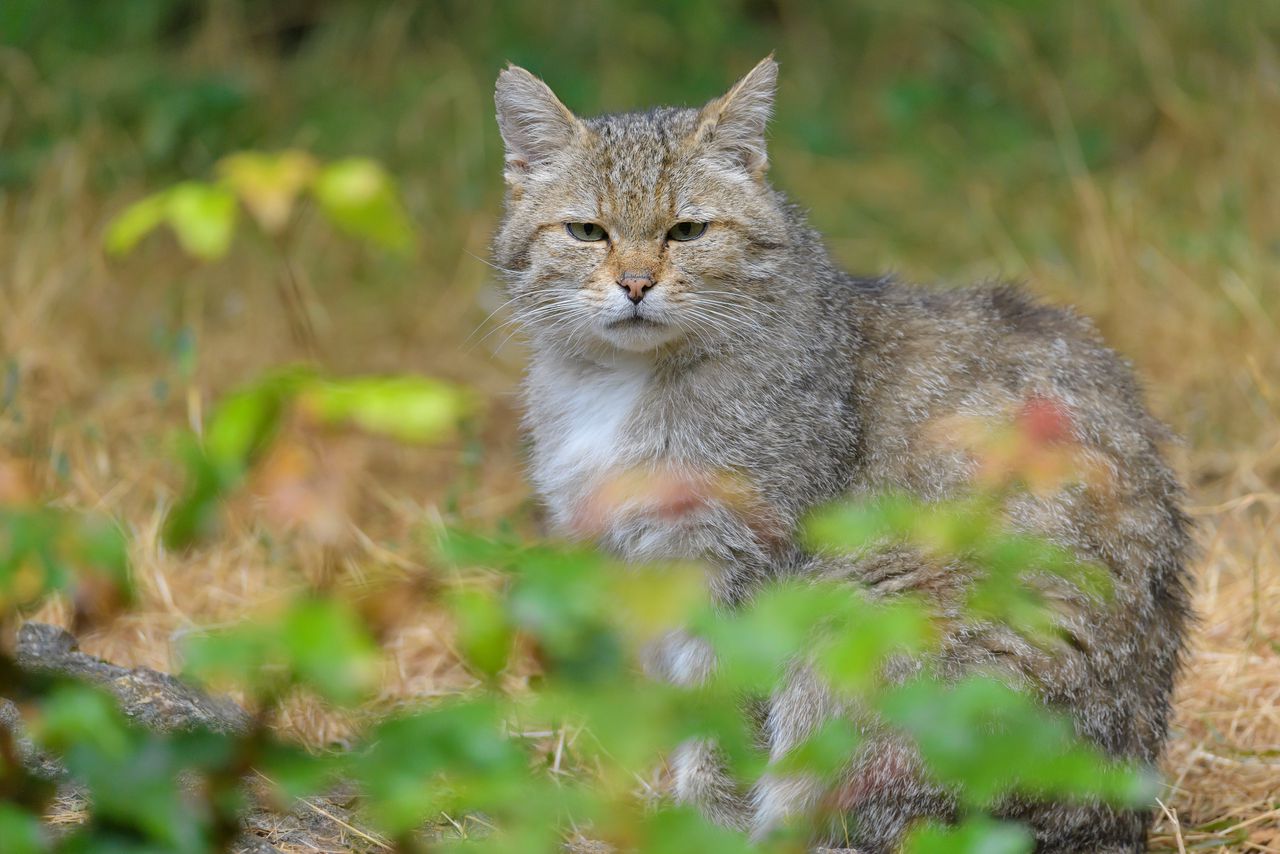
[162,367,469,547]
[0,508,132,625]
[0,372,1157,850]
[105,151,413,258]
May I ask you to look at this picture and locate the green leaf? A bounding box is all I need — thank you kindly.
[640,805,755,854]
[103,192,169,256]
[815,596,933,693]
[311,158,413,251]
[105,152,414,259]
[448,587,513,679]
[298,375,468,443]
[36,688,225,850]
[0,803,46,854]
[164,181,238,260]
[905,816,1034,854]
[160,438,230,550]
[163,370,305,548]
[202,375,299,466]
[281,597,381,705]
[257,741,342,802]
[32,683,134,762]
[880,676,1158,808]
[184,596,380,705]
[773,716,863,778]
[182,620,280,696]
[163,368,463,547]
[505,546,624,683]
[104,181,239,262]
[350,701,528,836]
[0,509,133,615]
[804,494,920,551]
[608,563,708,640]
[700,581,834,692]
[433,526,522,569]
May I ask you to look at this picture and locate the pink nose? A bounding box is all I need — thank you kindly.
[617,272,654,303]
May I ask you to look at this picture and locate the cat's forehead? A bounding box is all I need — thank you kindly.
[584,107,702,149]
[559,107,708,225]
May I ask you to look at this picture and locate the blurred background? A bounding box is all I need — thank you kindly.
[2,2,1277,849]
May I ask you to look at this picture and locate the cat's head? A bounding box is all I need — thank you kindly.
[493,57,789,356]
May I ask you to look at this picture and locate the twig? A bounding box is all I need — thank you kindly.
[1155,798,1187,854]
[252,769,393,851]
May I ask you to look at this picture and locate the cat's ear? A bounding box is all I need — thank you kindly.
[695,54,778,177]
[495,65,582,183]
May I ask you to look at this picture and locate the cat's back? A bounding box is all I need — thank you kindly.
[834,279,1174,499]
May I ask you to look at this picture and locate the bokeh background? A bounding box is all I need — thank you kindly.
[2,2,1277,849]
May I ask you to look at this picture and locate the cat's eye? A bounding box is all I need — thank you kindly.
[667,221,708,242]
[565,222,608,242]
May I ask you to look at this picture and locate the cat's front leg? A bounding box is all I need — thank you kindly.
[752,671,954,852]
[749,665,840,841]
[668,738,753,831]
[641,631,756,829]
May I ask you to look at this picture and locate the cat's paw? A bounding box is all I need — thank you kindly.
[749,771,825,842]
[641,629,717,687]
[668,738,751,831]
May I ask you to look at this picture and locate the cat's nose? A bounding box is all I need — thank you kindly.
[617,272,654,303]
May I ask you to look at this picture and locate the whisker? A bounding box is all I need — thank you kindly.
[463,292,537,345]
[463,250,521,276]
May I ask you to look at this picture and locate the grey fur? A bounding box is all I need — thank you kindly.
[492,59,1192,852]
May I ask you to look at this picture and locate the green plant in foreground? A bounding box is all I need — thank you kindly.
[0,491,1159,852]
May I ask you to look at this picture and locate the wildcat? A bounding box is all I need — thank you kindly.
[491,56,1192,852]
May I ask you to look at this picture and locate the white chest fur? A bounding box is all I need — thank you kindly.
[528,355,654,527]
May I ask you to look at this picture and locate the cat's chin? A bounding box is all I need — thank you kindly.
[595,317,684,353]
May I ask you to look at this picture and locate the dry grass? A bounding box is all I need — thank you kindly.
[2,9,1278,849]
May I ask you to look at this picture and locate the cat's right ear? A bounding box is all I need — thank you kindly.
[495,65,582,184]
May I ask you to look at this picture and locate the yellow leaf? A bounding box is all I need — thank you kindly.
[218,150,317,234]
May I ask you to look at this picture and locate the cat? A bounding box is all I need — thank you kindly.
[492,56,1192,853]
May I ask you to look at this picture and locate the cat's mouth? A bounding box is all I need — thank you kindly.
[607,316,664,328]
[597,309,682,352]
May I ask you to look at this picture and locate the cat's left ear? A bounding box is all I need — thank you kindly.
[695,54,778,178]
